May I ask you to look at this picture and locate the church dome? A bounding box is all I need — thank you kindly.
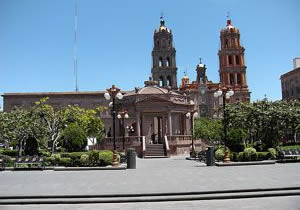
[221,19,239,33]
[197,63,205,68]
[155,18,171,33]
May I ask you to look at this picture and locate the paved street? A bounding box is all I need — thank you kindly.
[1,156,300,196]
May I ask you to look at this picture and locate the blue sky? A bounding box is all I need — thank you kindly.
[0,0,299,108]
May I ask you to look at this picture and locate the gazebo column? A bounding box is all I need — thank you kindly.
[136,111,140,137]
[168,111,172,136]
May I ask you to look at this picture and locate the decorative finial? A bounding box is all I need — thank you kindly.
[226,12,232,26]
[199,57,202,64]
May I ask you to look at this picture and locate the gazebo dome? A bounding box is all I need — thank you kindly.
[137,86,168,95]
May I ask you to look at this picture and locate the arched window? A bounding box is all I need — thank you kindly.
[159,57,163,67]
[228,55,233,65]
[166,57,170,67]
[225,39,228,48]
[159,76,164,87]
[236,55,240,65]
[230,74,234,85]
[167,75,172,87]
[237,74,241,84]
[157,41,160,48]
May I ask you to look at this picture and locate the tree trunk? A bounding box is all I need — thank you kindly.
[18,139,23,156]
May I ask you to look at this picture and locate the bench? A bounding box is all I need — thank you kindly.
[278,149,300,160]
[14,156,45,170]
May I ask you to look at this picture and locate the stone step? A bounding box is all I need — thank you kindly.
[145,144,166,157]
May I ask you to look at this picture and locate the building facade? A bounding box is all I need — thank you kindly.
[281,58,300,100]
[2,17,251,156]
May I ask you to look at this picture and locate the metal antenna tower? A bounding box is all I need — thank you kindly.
[73,0,79,92]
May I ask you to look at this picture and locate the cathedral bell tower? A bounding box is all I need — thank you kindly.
[151,16,178,89]
[218,18,250,101]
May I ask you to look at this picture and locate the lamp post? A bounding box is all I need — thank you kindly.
[104,85,123,166]
[186,107,198,158]
[117,111,129,151]
[214,87,234,163]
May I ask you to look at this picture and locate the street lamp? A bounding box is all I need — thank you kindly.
[214,87,234,163]
[186,108,198,158]
[104,85,123,166]
[117,111,129,151]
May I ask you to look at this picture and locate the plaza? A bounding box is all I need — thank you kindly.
[0,157,300,209]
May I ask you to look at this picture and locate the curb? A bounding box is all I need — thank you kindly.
[216,160,276,166]
[1,165,127,171]
[1,187,300,205]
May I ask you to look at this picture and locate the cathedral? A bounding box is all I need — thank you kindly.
[2,17,250,156]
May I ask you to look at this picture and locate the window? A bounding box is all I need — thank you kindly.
[167,75,172,87]
[166,57,170,67]
[230,74,234,85]
[236,55,240,65]
[237,74,241,84]
[157,41,160,48]
[159,57,163,67]
[228,55,233,65]
[225,39,228,48]
[159,76,164,87]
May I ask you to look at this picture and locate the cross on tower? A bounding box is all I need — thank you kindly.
[226,11,230,20]
[199,57,202,64]
[160,11,164,20]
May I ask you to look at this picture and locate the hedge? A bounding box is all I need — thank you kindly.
[0,149,19,157]
[44,150,113,167]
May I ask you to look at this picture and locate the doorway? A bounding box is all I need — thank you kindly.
[152,116,163,144]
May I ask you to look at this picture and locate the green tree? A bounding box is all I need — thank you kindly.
[34,98,65,154]
[194,118,223,144]
[226,99,300,150]
[61,123,87,152]
[63,105,105,144]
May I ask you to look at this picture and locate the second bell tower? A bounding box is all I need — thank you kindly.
[151,16,178,89]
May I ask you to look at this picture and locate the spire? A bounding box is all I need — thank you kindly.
[160,12,165,26]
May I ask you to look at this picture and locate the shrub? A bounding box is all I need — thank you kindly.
[227,128,247,152]
[238,152,245,161]
[38,149,51,157]
[215,148,225,161]
[268,148,277,160]
[80,154,89,166]
[256,152,269,161]
[0,154,14,167]
[243,147,257,161]
[61,123,87,152]
[231,152,239,162]
[47,154,61,165]
[89,151,100,166]
[99,150,113,166]
[0,149,19,157]
[59,158,72,167]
